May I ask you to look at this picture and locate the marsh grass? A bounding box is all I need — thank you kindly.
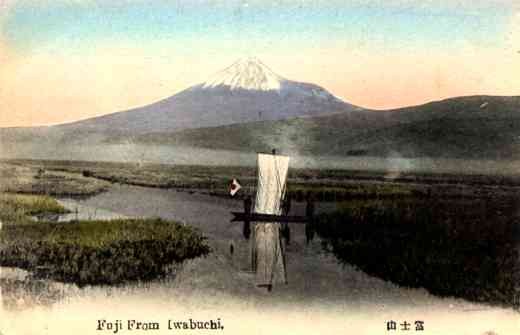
[0,192,210,285]
[316,199,520,307]
[8,159,510,211]
[0,193,68,225]
[0,193,68,215]
[0,218,210,285]
[287,182,413,201]
[8,159,519,202]
[0,162,110,196]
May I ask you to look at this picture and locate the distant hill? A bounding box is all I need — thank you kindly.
[125,95,520,160]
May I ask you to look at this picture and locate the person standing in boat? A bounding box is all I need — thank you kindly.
[281,196,291,245]
[243,195,252,240]
[305,192,315,244]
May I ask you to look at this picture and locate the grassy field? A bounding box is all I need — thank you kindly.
[0,162,110,196]
[315,199,520,308]
[0,193,69,225]
[5,159,520,201]
[1,218,210,285]
[0,193,210,285]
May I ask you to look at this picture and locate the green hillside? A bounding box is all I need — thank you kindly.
[125,95,520,159]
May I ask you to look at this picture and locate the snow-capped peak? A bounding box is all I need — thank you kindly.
[201,57,285,91]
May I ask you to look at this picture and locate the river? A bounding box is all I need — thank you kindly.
[1,184,519,335]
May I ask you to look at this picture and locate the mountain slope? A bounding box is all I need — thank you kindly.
[54,58,357,134]
[126,95,520,160]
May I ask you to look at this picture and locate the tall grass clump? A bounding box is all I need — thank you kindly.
[0,218,210,285]
[0,193,68,225]
[315,199,520,307]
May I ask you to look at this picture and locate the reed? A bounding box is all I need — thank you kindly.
[315,199,520,307]
[0,218,210,285]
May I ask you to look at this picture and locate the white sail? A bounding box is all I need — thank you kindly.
[252,153,289,287]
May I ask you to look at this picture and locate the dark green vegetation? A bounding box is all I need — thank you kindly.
[0,193,68,214]
[0,192,210,286]
[124,96,520,160]
[315,199,520,307]
[1,219,210,285]
[0,193,68,225]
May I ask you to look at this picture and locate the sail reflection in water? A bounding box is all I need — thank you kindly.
[251,153,289,288]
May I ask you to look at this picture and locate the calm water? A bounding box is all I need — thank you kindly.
[32,199,129,222]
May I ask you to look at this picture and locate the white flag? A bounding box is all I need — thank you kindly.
[229,178,242,196]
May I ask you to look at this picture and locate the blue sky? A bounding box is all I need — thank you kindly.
[4,0,512,55]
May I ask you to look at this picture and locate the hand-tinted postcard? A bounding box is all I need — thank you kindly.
[1,1,519,334]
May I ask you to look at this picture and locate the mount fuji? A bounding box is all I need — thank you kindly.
[57,57,358,134]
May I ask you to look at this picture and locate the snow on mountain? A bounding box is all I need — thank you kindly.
[201,57,284,91]
[54,58,357,134]
[197,57,342,102]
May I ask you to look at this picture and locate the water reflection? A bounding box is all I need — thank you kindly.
[32,199,129,222]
